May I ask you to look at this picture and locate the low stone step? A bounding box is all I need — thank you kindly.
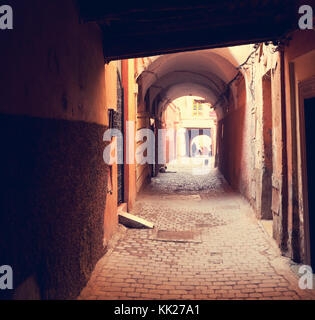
[118,211,154,229]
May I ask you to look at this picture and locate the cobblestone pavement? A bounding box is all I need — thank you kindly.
[79,159,315,300]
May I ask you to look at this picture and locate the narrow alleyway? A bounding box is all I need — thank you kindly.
[79,161,314,300]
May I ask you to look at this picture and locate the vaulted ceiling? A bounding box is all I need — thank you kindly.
[77,0,300,61]
[137,48,244,120]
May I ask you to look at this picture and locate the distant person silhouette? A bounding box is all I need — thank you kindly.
[192,142,196,157]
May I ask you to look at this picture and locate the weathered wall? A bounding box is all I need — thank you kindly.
[0,115,108,300]
[104,61,119,243]
[270,53,285,249]
[226,45,285,250]
[284,30,315,263]
[163,103,179,163]
[0,0,112,299]
[218,76,251,200]
[219,34,315,264]
[0,0,107,123]
[218,45,281,228]
[136,110,151,192]
[123,60,137,210]
[105,62,118,112]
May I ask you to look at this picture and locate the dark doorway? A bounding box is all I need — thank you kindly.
[115,70,124,205]
[304,97,315,270]
[261,72,273,220]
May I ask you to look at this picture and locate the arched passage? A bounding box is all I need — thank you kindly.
[136,48,250,193]
[2,1,315,301]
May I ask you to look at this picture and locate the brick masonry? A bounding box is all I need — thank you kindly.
[79,164,315,300]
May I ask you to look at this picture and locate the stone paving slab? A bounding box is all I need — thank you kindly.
[119,211,154,229]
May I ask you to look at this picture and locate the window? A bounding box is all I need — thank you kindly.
[193,100,203,117]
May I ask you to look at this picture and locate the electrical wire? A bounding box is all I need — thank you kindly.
[211,44,261,110]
